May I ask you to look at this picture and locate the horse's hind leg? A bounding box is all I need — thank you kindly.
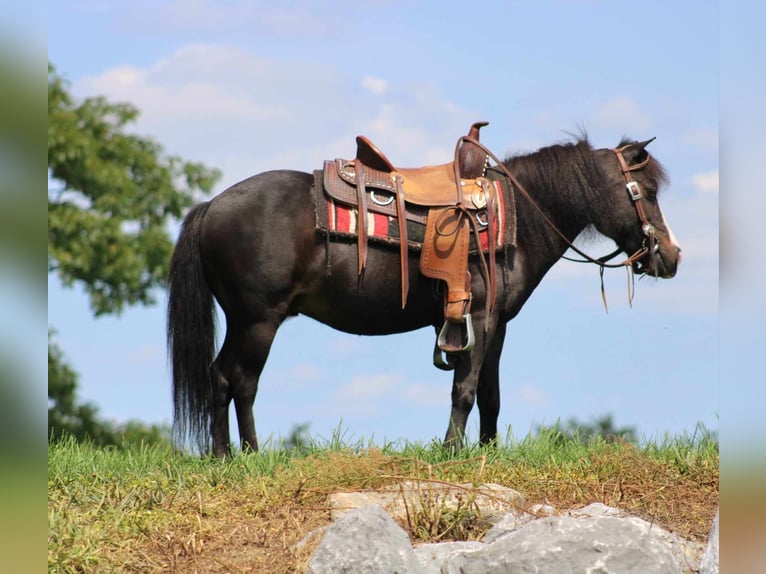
[210,353,233,458]
[222,319,281,453]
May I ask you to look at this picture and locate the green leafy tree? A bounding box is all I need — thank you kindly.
[48,330,116,445]
[48,63,220,315]
[536,413,638,446]
[283,423,311,452]
[48,63,220,444]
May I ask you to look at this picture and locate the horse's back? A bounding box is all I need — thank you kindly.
[203,168,312,224]
[208,169,314,212]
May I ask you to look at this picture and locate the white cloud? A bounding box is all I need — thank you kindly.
[358,92,476,166]
[634,262,717,315]
[73,44,475,182]
[681,127,718,154]
[661,193,718,259]
[335,373,403,400]
[122,0,332,37]
[74,44,348,179]
[692,170,719,195]
[286,364,322,384]
[126,345,162,366]
[590,97,652,133]
[402,384,449,408]
[78,45,291,122]
[514,385,550,407]
[158,0,263,31]
[328,335,370,355]
[361,76,388,95]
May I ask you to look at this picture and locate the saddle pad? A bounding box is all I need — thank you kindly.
[313,170,516,253]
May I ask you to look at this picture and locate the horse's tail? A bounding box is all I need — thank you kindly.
[167,202,216,453]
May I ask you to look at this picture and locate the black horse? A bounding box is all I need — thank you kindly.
[167,135,681,457]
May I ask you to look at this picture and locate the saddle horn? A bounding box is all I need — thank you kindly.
[458,121,490,179]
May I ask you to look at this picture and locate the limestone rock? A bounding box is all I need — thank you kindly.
[482,502,555,544]
[414,541,484,574]
[448,508,696,574]
[328,481,524,524]
[306,504,420,574]
[307,496,709,574]
[699,509,719,574]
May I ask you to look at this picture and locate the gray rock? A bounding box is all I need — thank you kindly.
[414,541,484,574]
[448,512,690,574]
[305,499,708,574]
[528,502,556,517]
[569,502,622,518]
[481,510,534,544]
[329,481,523,524]
[572,503,703,571]
[699,509,719,574]
[295,525,328,551]
[306,504,420,574]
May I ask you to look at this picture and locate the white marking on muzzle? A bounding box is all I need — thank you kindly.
[658,205,681,253]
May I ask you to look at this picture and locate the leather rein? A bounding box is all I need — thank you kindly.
[459,137,659,309]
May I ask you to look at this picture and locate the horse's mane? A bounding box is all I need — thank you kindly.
[500,137,606,250]
[503,137,601,204]
[498,136,668,251]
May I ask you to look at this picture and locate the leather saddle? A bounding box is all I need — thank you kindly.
[322,122,499,368]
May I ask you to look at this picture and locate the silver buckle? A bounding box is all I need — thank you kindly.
[626,181,642,201]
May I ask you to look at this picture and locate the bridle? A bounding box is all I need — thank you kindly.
[602,143,658,265]
[460,137,661,309]
[589,143,660,308]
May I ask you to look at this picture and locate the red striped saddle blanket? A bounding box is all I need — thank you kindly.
[313,168,516,254]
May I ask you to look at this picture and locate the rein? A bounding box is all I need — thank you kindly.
[457,136,657,310]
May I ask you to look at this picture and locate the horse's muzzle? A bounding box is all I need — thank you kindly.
[635,244,681,278]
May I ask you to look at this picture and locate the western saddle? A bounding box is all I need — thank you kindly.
[322,122,500,368]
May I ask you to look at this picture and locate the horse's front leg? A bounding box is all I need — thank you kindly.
[477,321,507,445]
[443,321,493,449]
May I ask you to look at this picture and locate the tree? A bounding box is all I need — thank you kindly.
[48,330,116,445]
[535,413,638,446]
[49,328,173,447]
[47,63,220,315]
[283,423,311,452]
[48,63,220,444]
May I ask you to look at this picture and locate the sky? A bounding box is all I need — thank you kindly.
[46,0,724,448]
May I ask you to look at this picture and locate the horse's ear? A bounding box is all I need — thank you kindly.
[621,137,656,164]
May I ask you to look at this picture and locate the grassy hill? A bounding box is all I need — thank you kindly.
[48,427,718,573]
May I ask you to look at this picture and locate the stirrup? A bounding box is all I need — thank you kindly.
[432,314,475,370]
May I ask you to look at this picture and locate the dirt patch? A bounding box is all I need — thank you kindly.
[137,504,326,574]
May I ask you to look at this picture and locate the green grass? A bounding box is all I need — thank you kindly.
[48,426,719,573]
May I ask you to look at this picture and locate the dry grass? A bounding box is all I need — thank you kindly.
[48,432,718,573]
